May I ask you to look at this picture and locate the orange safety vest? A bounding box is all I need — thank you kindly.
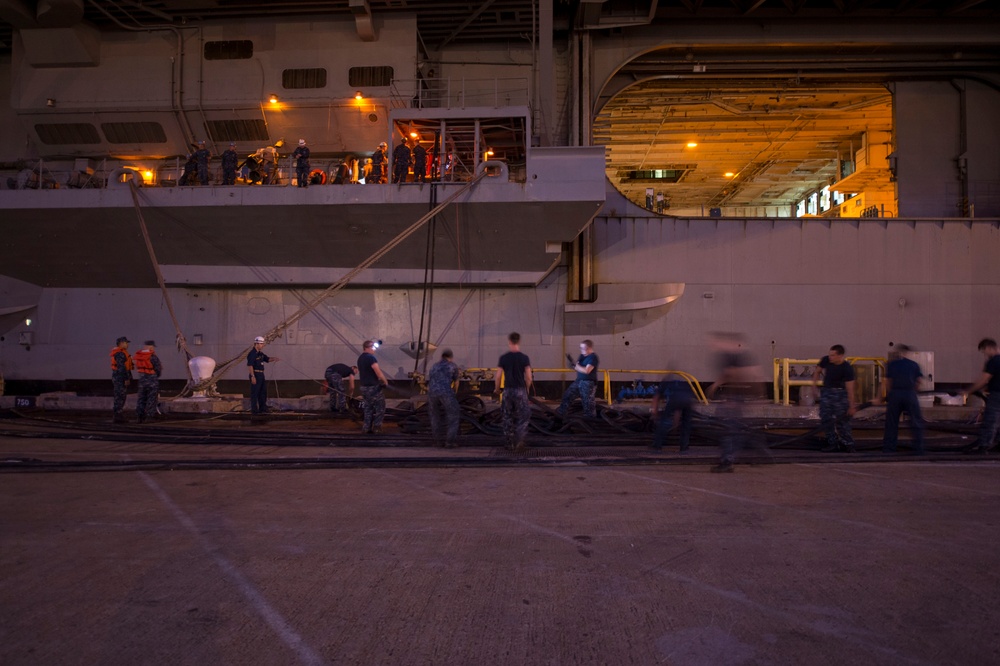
[110,347,133,372]
[134,350,156,374]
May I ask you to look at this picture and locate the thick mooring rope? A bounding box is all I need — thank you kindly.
[184,171,488,395]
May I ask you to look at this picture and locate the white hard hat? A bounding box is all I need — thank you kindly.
[254,336,265,343]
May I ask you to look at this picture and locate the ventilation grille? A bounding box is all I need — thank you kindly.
[204,119,269,143]
[35,123,101,144]
[283,68,327,89]
[102,122,167,144]
[349,66,393,87]
[204,40,253,60]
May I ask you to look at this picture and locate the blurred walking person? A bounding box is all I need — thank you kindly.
[707,332,763,472]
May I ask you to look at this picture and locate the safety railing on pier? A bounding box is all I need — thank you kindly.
[773,357,885,406]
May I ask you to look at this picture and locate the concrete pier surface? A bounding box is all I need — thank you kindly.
[2,431,999,665]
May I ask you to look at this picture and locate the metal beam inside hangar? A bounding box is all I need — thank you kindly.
[583,4,1000,214]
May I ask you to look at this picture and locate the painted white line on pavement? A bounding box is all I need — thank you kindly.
[138,472,324,666]
[796,462,1000,495]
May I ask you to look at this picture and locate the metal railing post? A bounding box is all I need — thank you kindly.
[772,359,780,405]
[783,358,791,406]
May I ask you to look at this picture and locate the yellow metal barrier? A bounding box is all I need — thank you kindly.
[461,367,707,405]
[773,357,885,405]
[602,369,708,405]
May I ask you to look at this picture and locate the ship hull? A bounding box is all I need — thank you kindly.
[2,190,998,387]
[0,147,606,288]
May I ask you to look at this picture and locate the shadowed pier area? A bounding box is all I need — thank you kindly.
[1,420,999,664]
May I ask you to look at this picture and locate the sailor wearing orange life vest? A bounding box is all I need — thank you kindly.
[110,336,134,423]
[134,340,162,423]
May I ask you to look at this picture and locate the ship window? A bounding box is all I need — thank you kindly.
[35,122,101,144]
[349,66,393,87]
[204,119,269,143]
[283,68,327,89]
[102,122,167,144]
[204,40,253,60]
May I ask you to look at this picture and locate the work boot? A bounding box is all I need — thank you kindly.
[710,462,734,473]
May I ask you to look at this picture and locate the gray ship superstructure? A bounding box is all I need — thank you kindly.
[1,5,999,390]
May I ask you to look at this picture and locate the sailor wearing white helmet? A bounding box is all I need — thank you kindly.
[247,335,280,415]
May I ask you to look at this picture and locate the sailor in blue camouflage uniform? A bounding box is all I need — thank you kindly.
[324,362,356,413]
[427,349,461,447]
[358,340,389,433]
[221,142,239,185]
[193,140,211,185]
[812,344,858,452]
[292,139,310,188]
[133,340,162,424]
[557,339,599,418]
[110,336,133,423]
[496,332,533,451]
[962,338,1000,453]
